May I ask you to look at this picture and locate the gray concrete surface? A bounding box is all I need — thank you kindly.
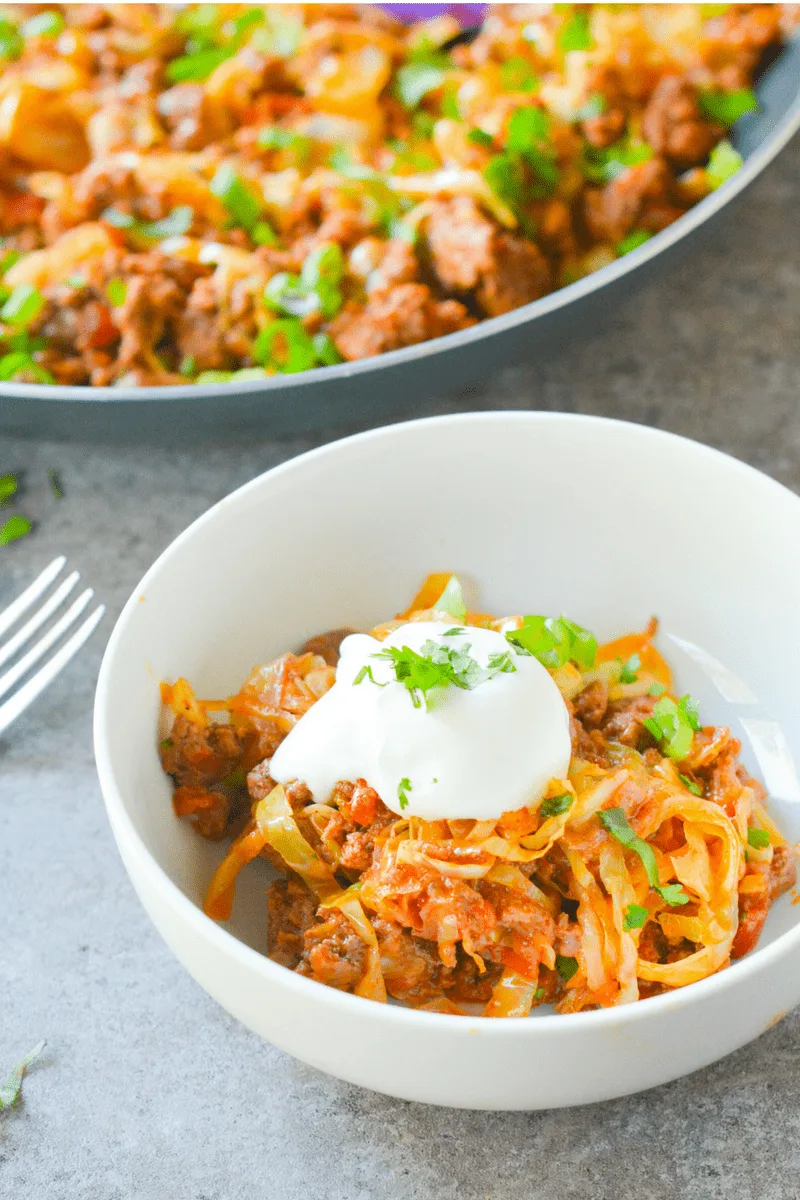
[1,138,799,1200]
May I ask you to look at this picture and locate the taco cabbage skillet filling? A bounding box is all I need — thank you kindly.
[0,4,797,386]
[159,574,797,1016]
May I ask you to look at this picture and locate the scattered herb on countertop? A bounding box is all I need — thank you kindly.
[0,1040,46,1111]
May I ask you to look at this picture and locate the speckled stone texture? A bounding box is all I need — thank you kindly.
[1,138,799,1200]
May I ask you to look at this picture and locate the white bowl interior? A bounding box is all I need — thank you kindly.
[99,413,800,982]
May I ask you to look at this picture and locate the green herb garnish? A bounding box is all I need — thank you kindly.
[679,773,703,797]
[398,777,412,811]
[137,206,194,240]
[264,243,344,320]
[573,93,606,121]
[0,19,23,60]
[619,653,641,683]
[2,284,44,327]
[616,230,653,256]
[396,62,447,109]
[698,88,758,126]
[353,664,386,688]
[533,987,546,1001]
[582,136,653,183]
[106,279,127,307]
[558,8,593,52]
[367,637,515,709]
[0,473,17,504]
[0,1040,45,1110]
[48,469,62,499]
[0,514,32,546]
[252,319,318,374]
[467,128,494,148]
[623,903,649,931]
[747,827,770,850]
[540,793,573,819]
[555,954,579,981]
[706,139,743,189]
[210,165,264,234]
[599,808,689,906]
[643,695,701,760]
[257,127,314,163]
[506,615,597,671]
[435,576,467,621]
[648,681,667,697]
[21,10,64,38]
[500,56,539,93]
[442,627,466,637]
[312,333,342,367]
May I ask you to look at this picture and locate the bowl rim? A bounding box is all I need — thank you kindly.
[9,81,800,406]
[94,410,800,1034]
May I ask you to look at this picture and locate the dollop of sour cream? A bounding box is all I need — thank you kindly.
[269,621,571,822]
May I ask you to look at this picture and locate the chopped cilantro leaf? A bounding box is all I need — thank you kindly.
[582,136,653,183]
[372,637,514,709]
[483,152,527,208]
[506,614,597,671]
[0,1040,46,1110]
[679,773,703,797]
[643,695,699,760]
[599,808,689,906]
[706,140,743,189]
[747,827,770,850]
[166,45,231,84]
[555,954,579,982]
[619,653,641,683]
[540,792,573,818]
[487,651,516,674]
[353,664,386,688]
[698,88,758,126]
[0,514,32,545]
[623,903,649,931]
[398,777,412,811]
[0,473,17,504]
[507,106,551,149]
[435,576,467,621]
[442,627,466,637]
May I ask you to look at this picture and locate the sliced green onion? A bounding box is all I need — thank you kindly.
[106,279,127,307]
[1,284,44,327]
[253,319,317,374]
[706,139,743,190]
[698,88,758,126]
[21,10,64,38]
[210,164,264,233]
[616,230,653,256]
[619,653,641,683]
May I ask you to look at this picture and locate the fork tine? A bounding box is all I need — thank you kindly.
[0,588,95,702]
[0,556,66,639]
[0,605,105,737]
[0,570,80,671]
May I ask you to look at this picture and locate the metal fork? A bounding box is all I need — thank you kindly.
[0,556,105,736]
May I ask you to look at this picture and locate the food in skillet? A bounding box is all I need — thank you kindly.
[159,573,797,1016]
[0,4,796,387]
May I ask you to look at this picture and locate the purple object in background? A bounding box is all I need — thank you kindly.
[381,3,487,25]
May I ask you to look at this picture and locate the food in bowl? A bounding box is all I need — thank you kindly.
[0,4,797,388]
[159,572,796,1017]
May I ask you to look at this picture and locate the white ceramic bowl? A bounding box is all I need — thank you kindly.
[94,412,800,1110]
